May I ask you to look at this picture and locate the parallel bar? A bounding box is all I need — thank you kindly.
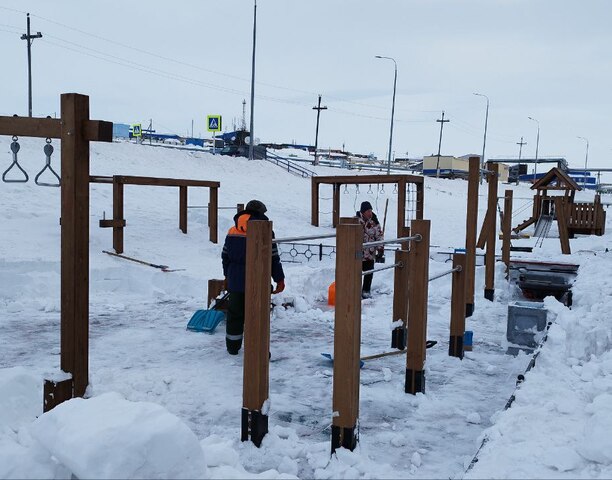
[405,219,430,394]
[89,175,113,183]
[242,220,272,446]
[428,266,460,282]
[362,262,402,276]
[449,253,467,358]
[273,233,336,244]
[313,174,424,185]
[363,235,420,248]
[331,217,362,453]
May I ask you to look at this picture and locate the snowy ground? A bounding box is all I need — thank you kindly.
[1,137,611,479]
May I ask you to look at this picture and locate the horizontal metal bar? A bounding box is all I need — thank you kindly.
[363,234,421,248]
[273,233,336,244]
[362,262,402,276]
[187,206,240,209]
[428,266,461,282]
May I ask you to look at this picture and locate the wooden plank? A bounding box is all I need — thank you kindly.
[313,174,424,185]
[555,197,571,254]
[114,175,220,188]
[484,164,499,299]
[60,93,90,398]
[84,120,113,142]
[243,220,272,411]
[99,219,125,228]
[311,177,319,227]
[476,209,493,250]
[43,378,73,413]
[464,157,479,316]
[207,279,225,309]
[449,253,466,358]
[502,190,513,267]
[209,187,218,244]
[89,175,113,184]
[113,180,124,254]
[331,217,362,451]
[179,186,188,234]
[391,249,410,349]
[0,115,61,138]
[405,219,430,394]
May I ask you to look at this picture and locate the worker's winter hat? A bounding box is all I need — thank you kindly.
[360,201,373,213]
[246,199,267,215]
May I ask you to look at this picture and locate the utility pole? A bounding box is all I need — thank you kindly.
[312,94,327,166]
[248,0,257,160]
[516,136,527,184]
[435,111,449,178]
[242,99,247,130]
[148,119,153,145]
[20,13,43,117]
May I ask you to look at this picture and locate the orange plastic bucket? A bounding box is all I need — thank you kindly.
[328,281,336,306]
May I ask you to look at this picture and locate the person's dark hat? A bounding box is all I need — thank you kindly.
[246,199,267,215]
[360,201,373,213]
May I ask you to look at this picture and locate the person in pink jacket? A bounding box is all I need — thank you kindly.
[356,201,384,299]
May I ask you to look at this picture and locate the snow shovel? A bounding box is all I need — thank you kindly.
[186,292,229,334]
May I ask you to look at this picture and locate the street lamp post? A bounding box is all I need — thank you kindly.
[528,116,540,182]
[473,93,489,183]
[375,55,397,175]
[577,136,589,188]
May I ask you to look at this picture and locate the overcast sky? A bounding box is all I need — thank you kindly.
[1,1,611,169]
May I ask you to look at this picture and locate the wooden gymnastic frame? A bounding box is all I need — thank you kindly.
[310,174,424,235]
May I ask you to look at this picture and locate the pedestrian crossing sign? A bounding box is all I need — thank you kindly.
[207,115,222,132]
[132,123,142,137]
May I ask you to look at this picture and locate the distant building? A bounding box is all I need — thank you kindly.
[423,154,509,181]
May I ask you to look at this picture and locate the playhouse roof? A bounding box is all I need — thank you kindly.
[531,167,582,191]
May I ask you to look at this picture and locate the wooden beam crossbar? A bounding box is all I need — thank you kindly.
[0,115,112,142]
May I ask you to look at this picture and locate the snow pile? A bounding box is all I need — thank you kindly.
[466,254,612,479]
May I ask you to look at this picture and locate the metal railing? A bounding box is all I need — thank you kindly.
[265,151,316,178]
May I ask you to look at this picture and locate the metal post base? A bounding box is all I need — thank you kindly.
[449,335,464,359]
[331,425,357,454]
[466,303,474,317]
[241,408,268,447]
[391,327,406,350]
[484,289,494,301]
[405,369,425,394]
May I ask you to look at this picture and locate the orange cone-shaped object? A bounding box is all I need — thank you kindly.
[328,281,336,306]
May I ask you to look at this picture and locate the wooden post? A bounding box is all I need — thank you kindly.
[397,178,406,236]
[449,253,466,358]
[179,186,188,234]
[332,183,341,228]
[43,378,73,413]
[554,197,571,254]
[405,219,430,394]
[465,157,479,317]
[502,189,513,268]
[391,249,410,350]
[416,180,424,219]
[60,93,91,399]
[331,217,362,453]
[209,186,218,244]
[311,177,319,227]
[484,164,498,301]
[242,220,272,447]
[207,279,225,308]
[237,203,244,213]
[112,177,124,254]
